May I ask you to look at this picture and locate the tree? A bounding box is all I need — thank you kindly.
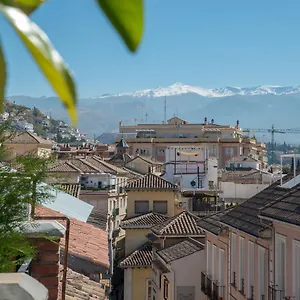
[0,0,144,124]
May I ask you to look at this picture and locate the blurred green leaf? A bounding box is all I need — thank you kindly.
[97,0,144,52]
[0,42,6,113]
[0,4,77,124]
[0,0,45,14]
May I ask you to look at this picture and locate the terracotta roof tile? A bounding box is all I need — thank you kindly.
[119,243,152,268]
[5,131,53,145]
[48,161,80,173]
[157,238,204,263]
[59,267,108,300]
[35,206,109,269]
[151,211,204,237]
[121,212,169,229]
[128,155,163,166]
[126,173,177,190]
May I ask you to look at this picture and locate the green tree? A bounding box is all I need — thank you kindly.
[0,0,144,124]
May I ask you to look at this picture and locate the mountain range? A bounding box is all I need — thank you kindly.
[8,83,300,143]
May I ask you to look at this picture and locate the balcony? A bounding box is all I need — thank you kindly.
[201,272,206,294]
[247,285,254,300]
[206,277,212,299]
[231,271,236,288]
[239,278,245,295]
[212,281,224,300]
[112,208,119,217]
[269,286,285,300]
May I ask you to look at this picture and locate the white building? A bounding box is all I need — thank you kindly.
[163,146,218,191]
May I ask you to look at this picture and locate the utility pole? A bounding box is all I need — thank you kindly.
[164,96,167,124]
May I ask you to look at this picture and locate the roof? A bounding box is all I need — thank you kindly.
[35,206,109,269]
[220,172,300,237]
[59,267,107,300]
[5,131,53,145]
[127,155,163,166]
[151,211,204,237]
[109,153,132,167]
[119,243,152,268]
[116,138,129,148]
[87,208,107,231]
[55,183,81,198]
[260,186,300,227]
[121,212,169,229]
[48,156,127,175]
[197,207,235,235]
[157,238,204,263]
[126,173,178,190]
[228,155,259,163]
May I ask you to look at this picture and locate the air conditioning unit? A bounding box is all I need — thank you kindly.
[177,201,187,209]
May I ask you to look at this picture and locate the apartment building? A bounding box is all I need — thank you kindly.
[197,167,300,300]
[118,117,267,168]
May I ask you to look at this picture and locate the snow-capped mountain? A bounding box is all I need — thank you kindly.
[99,82,300,99]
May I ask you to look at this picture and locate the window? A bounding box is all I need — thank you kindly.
[153,201,168,214]
[258,246,266,299]
[293,240,300,299]
[212,245,217,280]
[163,277,169,299]
[225,147,234,156]
[230,233,237,286]
[248,241,254,299]
[207,241,211,275]
[239,237,245,293]
[275,234,286,292]
[135,201,149,214]
[219,249,225,288]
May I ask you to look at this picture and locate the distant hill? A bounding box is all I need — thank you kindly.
[8,82,300,143]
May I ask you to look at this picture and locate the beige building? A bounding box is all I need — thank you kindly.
[118,117,267,168]
[125,155,163,175]
[4,131,53,160]
[197,169,300,300]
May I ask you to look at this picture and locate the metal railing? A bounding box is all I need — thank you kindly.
[247,285,254,300]
[212,282,219,300]
[269,286,285,300]
[206,277,212,299]
[201,272,206,294]
[239,278,245,295]
[231,271,236,288]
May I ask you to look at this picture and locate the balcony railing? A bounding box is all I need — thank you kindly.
[212,282,219,300]
[269,286,285,300]
[239,278,245,295]
[247,285,254,300]
[231,271,236,288]
[201,272,206,294]
[206,277,212,299]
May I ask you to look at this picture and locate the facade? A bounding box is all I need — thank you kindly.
[226,155,262,170]
[118,117,267,168]
[125,155,163,175]
[197,169,300,300]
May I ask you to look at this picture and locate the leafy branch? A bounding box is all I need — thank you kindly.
[0,0,144,124]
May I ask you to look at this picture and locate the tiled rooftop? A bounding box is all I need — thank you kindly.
[48,156,127,175]
[128,155,163,166]
[121,212,169,229]
[119,243,152,268]
[157,238,204,263]
[35,206,109,269]
[5,131,53,145]
[196,207,235,235]
[126,173,178,190]
[261,185,300,226]
[151,211,204,237]
[87,208,108,231]
[59,267,108,300]
[220,172,300,237]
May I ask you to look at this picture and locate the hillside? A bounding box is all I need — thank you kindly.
[2,100,86,143]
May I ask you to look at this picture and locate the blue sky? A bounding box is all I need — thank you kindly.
[2,0,300,97]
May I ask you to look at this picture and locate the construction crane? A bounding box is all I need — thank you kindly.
[243,125,300,165]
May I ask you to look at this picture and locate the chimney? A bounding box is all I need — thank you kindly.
[236,120,240,128]
[211,119,214,125]
[204,117,208,125]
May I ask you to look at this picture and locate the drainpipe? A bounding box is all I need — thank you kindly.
[34,216,70,300]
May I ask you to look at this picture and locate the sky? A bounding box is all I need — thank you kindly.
[2,0,300,97]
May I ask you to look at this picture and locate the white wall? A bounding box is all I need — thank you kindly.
[220,182,269,200]
[80,173,116,189]
[124,268,132,300]
[172,250,206,300]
